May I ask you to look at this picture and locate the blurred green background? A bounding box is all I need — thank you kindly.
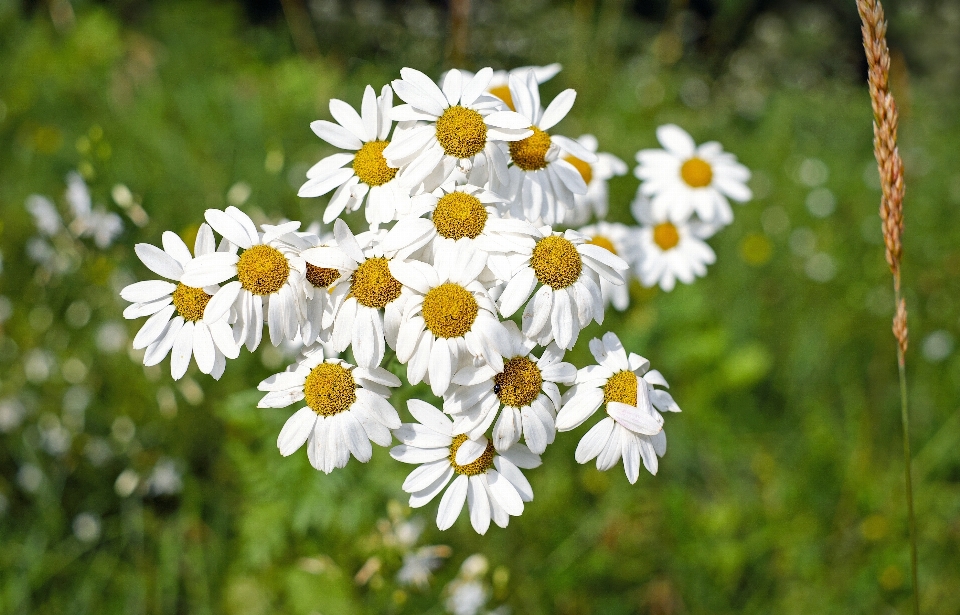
[1,0,959,613]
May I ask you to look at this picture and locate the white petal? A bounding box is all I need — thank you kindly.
[538,89,576,130]
[329,98,370,142]
[436,474,469,530]
[407,399,453,435]
[161,231,193,266]
[310,119,363,150]
[607,400,662,436]
[467,475,491,534]
[204,209,255,249]
[341,411,373,462]
[203,281,242,325]
[494,456,533,501]
[170,320,195,380]
[555,387,603,431]
[135,243,183,280]
[657,124,696,157]
[575,416,614,463]
[402,459,452,493]
[120,280,176,303]
[486,469,524,515]
[278,407,316,456]
[192,321,216,374]
[132,305,176,349]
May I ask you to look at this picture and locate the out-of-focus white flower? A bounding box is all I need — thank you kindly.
[634,124,751,226]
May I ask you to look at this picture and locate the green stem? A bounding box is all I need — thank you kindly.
[895,287,919,615]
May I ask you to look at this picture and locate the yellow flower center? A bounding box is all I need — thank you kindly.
[588,235,617,255]
[652,223,680,251]
[303,362,357,417]
[530,235,582,289]
[448,434,495,476]
[350,257,403,309]
[421,283,479,339]
[493,356,543,408]
[435,105,487,159]
[432,192,488,240]
[352,140,397,187]
[509,126,551,172]
[237,245,290,295]
[306,263,340,289]
[563,154,593,185]
[172,283,211,322]
[680,157,713,188]
[488,84,514,110]
[603,370,638,407]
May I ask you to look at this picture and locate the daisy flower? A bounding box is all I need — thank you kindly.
[630,193,717,291]
[258,345,401,473]
[634,124,752,225]
[444,322,576,453]
[383,67,532,191]
[300,219,408,369]
[380,183,538,260]
[275,224,341,346]
[563,134,629,225]
[65,171,124,248]
[453,63,562,112]
[555,332,680,482]
[577,221,635,311]
[181,207,306,351]
[496,226,628,350]
[502,70,597,225]
[121,223,239,380]
[391,400,540,534]
[299,85,410,228]
[391,239,510,397]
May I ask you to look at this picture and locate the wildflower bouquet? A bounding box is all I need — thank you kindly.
[121,65,751,534]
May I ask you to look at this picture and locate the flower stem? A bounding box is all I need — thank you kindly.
[895,286,919,615]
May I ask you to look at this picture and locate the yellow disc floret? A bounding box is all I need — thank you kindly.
[488,84,514,111]
[350,257,402,309]
[493,356,543,408]
[530,235,582,289]
[432,192,488,240]
[680,157,713,188]
[303,362,357,417]
[306,263,340,288]
[421,283,479,339]
[603,370,638,407]
[448,434,495,476]
[563,154,593,185]
[588,235,617,255]
[436,105,487,159]
[652,222,680,251]
[509,126,551,172]
[352,140,397,187]
[237,245,290,295]
[172,283,212,322]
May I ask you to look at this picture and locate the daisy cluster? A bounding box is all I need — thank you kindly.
[122,65,750,534]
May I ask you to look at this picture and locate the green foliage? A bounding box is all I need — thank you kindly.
[1,2,959,614]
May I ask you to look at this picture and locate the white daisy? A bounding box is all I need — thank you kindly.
[391,239,510,397]
[300,219,408,369]
[390,400,540,534]
[299,85,411,228]
[444,322,576,453]
[383,67,532,192]
[496,226,628,350]
[379,182,538,260]
[65,171,124,248]
[634,124,752,226]
[485,63,562,111]
[258,346,401,473]
[181,207,306,351]
[630,193,717,291]
[120,223,239,380]
[563,134,628,225]
[275,224,341,346]
[555,332,680,482]
[501,70,597,225]
[577,221,635,311]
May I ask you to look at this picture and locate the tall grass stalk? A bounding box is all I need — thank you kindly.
[856,1,918,612]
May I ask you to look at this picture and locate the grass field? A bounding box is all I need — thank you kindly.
[0,2,958,613]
